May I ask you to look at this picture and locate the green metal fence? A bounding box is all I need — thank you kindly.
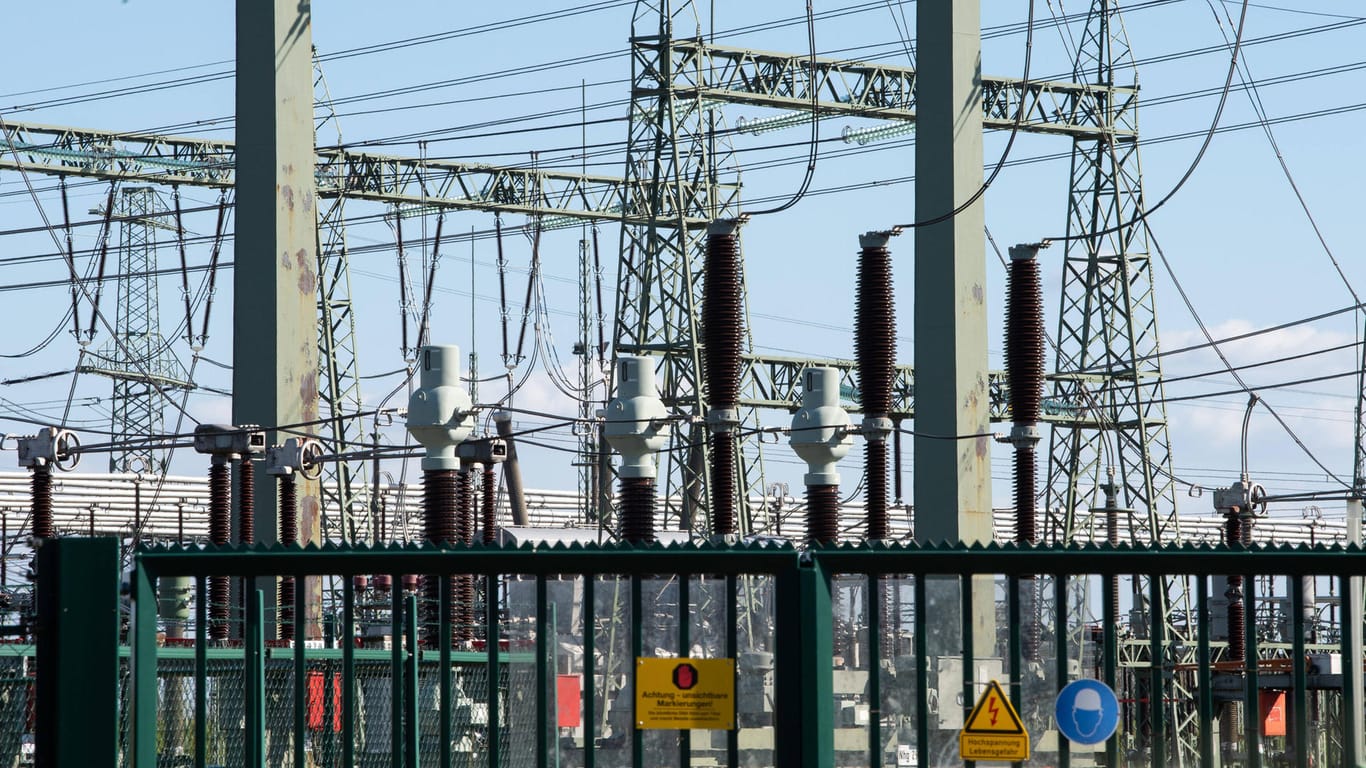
[33,538,1366,768]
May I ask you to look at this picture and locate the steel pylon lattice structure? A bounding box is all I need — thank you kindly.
[311,54,369,543]
[88,186,190,474]
[613,0,767,535]
[1045,1,1178,543]
[1043,2,1194,763]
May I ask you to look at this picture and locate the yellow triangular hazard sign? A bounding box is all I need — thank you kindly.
[962,680,1026,734]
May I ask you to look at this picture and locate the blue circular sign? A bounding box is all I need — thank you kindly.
[1055,679,1119,746]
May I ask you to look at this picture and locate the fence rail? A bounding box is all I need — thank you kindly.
[34,538,1366,768]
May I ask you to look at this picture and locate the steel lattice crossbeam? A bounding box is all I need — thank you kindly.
[669,39,1136,139]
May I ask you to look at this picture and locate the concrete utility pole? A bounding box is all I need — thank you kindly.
[913,0,993,545]
[232,0,321,621]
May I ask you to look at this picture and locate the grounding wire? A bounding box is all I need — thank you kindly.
[1149,224,1350,489]
[1205,0,1361,313]
[1043,0,1250,243]
[0,113,201,428]
[743,0,819,218]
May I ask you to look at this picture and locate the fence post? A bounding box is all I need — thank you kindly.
[36,537,120,768]
[776,553,832,768]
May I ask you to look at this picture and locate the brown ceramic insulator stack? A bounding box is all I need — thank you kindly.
[1013,453,1036,544]
[1225,513,1245,663]
[455,470,474,545]
[1105,484,1120,631]
[1006,248,1045,662]
[481,465,497,545]
[704,224,742,536]
[708,439,736,535]
[1006,252,1044,543]
[208,460,231,641]
[423,469,456,643]
[455,469,475,642]
[619,477,657,544]
[805,485,841,545]
[238,458,255,545]
[30,466,53,540]
[278,477,298,642]
[856,236,894,540]
[424,470,457,544]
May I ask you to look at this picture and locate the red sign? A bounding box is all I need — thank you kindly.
[1260,691,1286,737]
[556,674,582,728]
[306,671,342,732]
[672,662,699,690]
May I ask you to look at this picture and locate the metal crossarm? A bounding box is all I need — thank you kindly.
[667,39,1136,139]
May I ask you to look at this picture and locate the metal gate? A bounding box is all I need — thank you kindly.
[34,538,1366,768]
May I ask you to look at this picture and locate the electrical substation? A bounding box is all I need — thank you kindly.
[1,1,1364,767]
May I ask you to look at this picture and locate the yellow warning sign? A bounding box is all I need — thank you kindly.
[959,679,1030,761]
[635,657,735,730]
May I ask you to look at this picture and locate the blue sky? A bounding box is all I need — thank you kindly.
[0,0,1362,530]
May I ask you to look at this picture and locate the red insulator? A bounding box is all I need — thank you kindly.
[1225,512,1245,662]
[619,477,657,544]
[483,464,499,541]
[208,460,230,641]
[278,476,299,643]
[1014,448,1036,545]
[805,484,841,545]
[856,236,895,540]
[209,462,231,546]
[423,470,456,545]
[456,574,476,644]
[279,575,295,642]
[352,575,369,592]
[703,227,743,409]
[1004,254,1045,426]
[864,442,888,540]
[373,574,392,593]
[481,465,497,545]
[704,224,743,537]
[455,469,474,546]
[1227,586,1246,663]
[855,240,895,416]
[30,466,53,540]
[238,458,255,545]
[709,436,736,536]
[279,476,298,546]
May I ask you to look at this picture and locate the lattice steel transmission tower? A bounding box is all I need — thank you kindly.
[1044,2,1192,762]
[312,54,368,542]
[92,186,190,473]
[1046,0,1178,544]
[614,0,763,534]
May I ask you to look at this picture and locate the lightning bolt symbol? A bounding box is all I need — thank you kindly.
[988,696,1000,726]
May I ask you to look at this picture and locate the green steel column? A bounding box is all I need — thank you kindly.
[1244,574,1261,768]
[246,588,266,768]
[778,557,832,768]
[440,576,452,768]
[1290,577,1308,768]
[195,577,208,768]
[404,594,419,768]
[37,538,119,768]
[486,574,501,768]
[584,576,597,768]
[867,575,882,768]
[343,578,357,768]
[1340,571,1361,768]
[1195,578,1214,768]
[293,575,307,768]
[233,0,322,633]
[912,0,991,545]
[1348,499,1365,762]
